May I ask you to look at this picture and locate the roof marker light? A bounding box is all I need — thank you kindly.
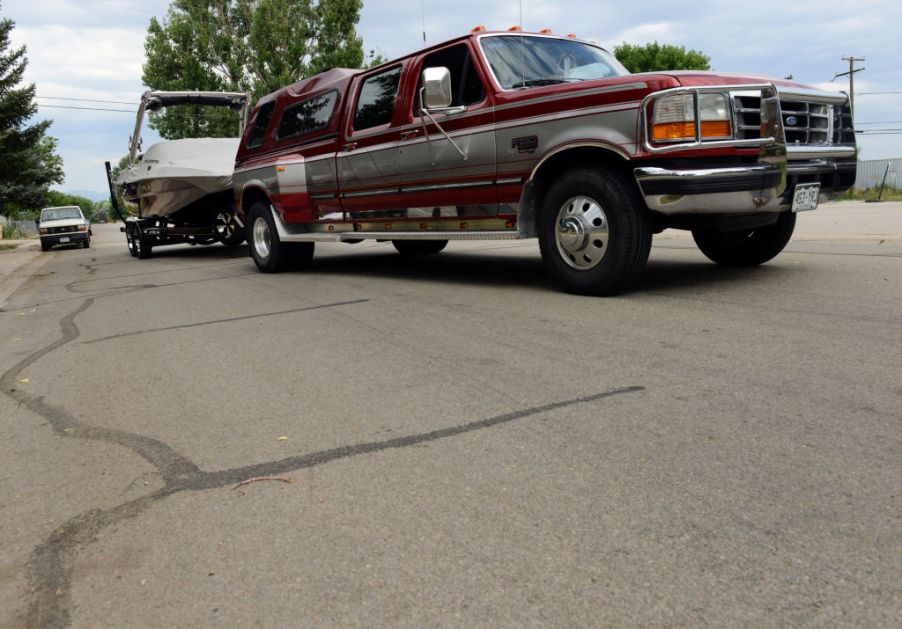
[539,28,553,34]
[508,25,522,32]
[567,33,578,39]
[471,25,486,33]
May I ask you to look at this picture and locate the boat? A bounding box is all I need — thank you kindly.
[113,91,250,258]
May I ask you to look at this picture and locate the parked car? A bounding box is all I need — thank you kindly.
[37,206,91,251]
[233,29,856,295]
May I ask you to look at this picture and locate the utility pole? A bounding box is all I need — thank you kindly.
[833,56,866,122]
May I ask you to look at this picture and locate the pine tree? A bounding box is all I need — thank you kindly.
[0,3,63,214]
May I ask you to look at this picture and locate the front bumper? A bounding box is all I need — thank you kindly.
[635,147,857,215]
[41,232,90,246]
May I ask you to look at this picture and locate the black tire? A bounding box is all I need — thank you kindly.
[83,236,91,249]
[40,238,50,252]
[247,202,314,273]
[392,240,448,255]
[538,167,652,296]
[133,225,153,259]
[692,211,796,267]
[125,225,138,257]
[216,211,246,247]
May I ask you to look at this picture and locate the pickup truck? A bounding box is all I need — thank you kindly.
[37,205,91,251]
[233,29,856,295]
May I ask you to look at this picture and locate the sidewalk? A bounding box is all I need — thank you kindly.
[0,239,43,310]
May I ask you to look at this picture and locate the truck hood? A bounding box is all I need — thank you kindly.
[631,70,830,93]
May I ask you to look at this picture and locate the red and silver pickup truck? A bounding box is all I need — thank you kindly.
[233,30,856,295]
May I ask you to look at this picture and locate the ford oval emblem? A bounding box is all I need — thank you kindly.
[785,115,799,127]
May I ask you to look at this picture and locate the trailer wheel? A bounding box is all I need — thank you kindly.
[125,226,138,257]
[692,211,796,267]
[216,211,245,247]
[392,240,448,255]
[538,167,651,296]
[247,202,314,273]
[133,225,153,259]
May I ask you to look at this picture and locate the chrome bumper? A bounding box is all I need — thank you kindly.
[634,83,857,215]
[635,147,857,215]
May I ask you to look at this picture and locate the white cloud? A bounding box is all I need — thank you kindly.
[3,0,901,191]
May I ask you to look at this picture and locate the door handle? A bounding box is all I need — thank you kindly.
[400,130,420,141]
[343,142,358,152]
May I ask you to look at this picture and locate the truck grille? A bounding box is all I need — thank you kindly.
[733,95,855,145]
[47,226,74,234]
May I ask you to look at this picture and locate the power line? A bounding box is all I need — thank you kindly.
[858,91,902,95]
[38,96,138,105]
[857,121,902,125]
[38,104,136,113]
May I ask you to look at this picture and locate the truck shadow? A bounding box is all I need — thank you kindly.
[306,249,786,294]
[135,243,789,294]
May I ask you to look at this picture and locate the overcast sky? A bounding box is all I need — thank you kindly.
[5,0,901,197]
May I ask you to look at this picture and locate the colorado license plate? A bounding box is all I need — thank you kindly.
[792,183,821,212]
[59,236,70,243]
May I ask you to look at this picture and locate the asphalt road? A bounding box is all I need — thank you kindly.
[1,203,900,627]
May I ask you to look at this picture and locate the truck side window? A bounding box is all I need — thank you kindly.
[416,45,486,113]
[277,91,338,141]
[353,66,402,132]
[247,102,275,149]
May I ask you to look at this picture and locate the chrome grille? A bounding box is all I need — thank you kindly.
[733,95,854,145]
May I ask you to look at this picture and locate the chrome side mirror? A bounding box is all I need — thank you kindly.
[422,66,453,110]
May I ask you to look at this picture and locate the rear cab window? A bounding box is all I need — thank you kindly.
[277,91,339,141]
[246,102,276,149]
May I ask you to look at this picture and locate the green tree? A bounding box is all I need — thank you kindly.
[45,190,96,220]
[0,2,64,215]
[614,42,711,74]
[143,0,366,139]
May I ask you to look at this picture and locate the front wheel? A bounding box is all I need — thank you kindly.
[40,238,50,252]
[392,240,448,256]
[692,212,796,267]
[247,202,314,273]
[538,167,652,296]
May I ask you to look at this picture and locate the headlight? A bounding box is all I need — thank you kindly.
[39,228,48,235]
[652,93,732,143]
[77,224,88,232]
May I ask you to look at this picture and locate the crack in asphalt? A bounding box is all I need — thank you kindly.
[83,299,370,345]
[3,268,645,628]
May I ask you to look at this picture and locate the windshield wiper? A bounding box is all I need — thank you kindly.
[511,78,585,89]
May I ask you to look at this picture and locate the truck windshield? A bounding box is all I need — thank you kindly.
[41,208,82,221]
[479,35,628,90]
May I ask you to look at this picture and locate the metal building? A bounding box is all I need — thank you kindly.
[855,159,901,190]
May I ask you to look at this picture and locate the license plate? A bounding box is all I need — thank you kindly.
[792,183,820,212]
[59,236,70,243]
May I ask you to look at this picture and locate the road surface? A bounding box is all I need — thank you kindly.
[1,203,900,627]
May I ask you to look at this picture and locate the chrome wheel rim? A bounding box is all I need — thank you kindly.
[216,212,237,240]
[252,217,271,260]
[555,195,609,270]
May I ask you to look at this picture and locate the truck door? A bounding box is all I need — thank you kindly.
[398,43,498,218]
[337,65,404,217]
